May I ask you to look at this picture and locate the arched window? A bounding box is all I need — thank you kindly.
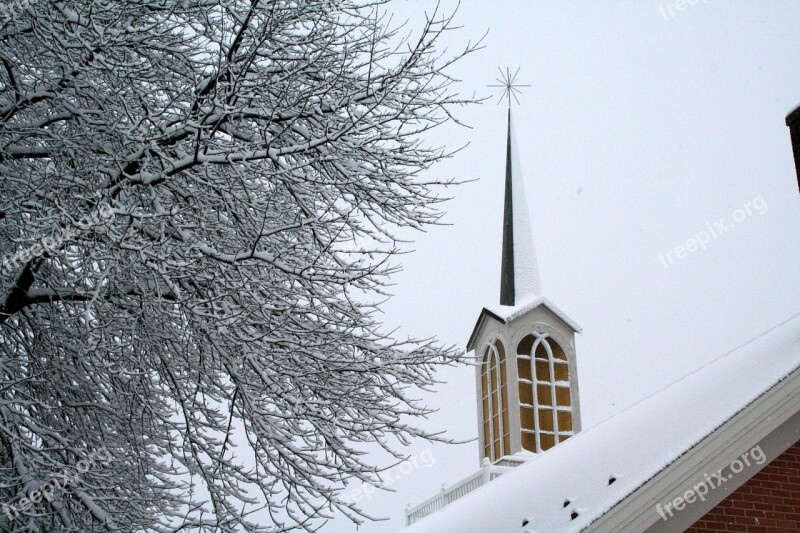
[517,334,573,452]
[481,340,509,461]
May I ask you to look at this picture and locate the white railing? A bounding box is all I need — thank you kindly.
[404,455,530,526]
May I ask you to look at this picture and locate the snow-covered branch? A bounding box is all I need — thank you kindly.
[0,1,480,531]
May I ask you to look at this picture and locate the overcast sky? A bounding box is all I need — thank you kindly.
[322,1,800,531]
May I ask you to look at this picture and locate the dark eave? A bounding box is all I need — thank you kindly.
[466,307,506,352]
[786,104,800,193]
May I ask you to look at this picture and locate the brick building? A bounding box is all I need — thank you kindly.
[687,442,800,532]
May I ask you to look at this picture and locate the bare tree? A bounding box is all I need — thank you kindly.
[0,1,479,530]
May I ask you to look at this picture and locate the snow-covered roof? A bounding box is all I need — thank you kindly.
[404,313,800,533]
[485,293,582,333]
[466,294,582,351]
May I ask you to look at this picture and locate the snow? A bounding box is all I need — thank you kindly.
[508,111,543,300]
[484,293,583,334]
[401,312,800,533]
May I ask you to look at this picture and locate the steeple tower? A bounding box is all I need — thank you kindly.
[468,82,582,464]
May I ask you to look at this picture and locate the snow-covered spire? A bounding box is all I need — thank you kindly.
[500,109,542,306]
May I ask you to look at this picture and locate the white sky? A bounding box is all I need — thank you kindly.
[322,1,800,531]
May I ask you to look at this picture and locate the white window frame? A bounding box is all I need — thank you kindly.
[482,341,507,461]
[518,333,573,452]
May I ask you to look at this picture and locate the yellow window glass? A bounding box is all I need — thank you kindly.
[557,411,573,432]
[555,386,571,406]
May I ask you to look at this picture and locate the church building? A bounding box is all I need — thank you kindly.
[400,104,800,532]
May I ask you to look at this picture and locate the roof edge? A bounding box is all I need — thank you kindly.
[586,364,800,532]
[786,103,800,126]
[466,308,506,352]
[466,297,581,352]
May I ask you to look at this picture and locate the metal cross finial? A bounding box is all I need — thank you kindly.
[488,67,530,108]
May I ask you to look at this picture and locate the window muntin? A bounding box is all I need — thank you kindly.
[481,341,509,461]
[517,333,573,452]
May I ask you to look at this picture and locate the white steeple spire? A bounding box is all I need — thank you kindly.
[500,109,542,305]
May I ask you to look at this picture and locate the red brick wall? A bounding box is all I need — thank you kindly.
[687,440,800,532]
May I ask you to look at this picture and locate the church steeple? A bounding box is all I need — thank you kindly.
[500,109,542,305]
[468,81,583,464]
